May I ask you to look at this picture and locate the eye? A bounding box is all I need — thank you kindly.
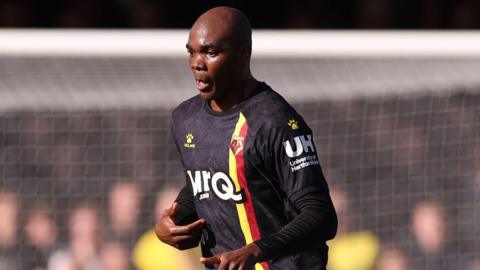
[207,50,218,57]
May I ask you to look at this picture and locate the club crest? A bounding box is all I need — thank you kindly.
[230,135,244,156]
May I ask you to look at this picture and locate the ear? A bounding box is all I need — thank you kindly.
[238,45,251,64]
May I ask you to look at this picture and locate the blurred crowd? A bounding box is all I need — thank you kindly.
[0,182,202,270]
[1,0,480,29]
[0,91,480,270]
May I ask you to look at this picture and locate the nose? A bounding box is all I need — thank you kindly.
[190,53,206,71]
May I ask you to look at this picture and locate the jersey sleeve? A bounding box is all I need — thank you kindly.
[253,117,337,260]
[258,117,329,202]
[174,184,199,225]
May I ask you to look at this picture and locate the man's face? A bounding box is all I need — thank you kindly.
[186,23,241,101]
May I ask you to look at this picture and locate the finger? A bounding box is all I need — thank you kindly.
[171,234,200,243]
[200,255,221,266]
[167,202,179,217]
[170,219,205,235]
[217,256,230,270]
[218,261,228,270]
[221,259,235,270]
[188,218,206,230]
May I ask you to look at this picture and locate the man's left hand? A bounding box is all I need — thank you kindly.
[200,243,263,270]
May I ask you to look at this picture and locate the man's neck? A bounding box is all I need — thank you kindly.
[210,77,258,112]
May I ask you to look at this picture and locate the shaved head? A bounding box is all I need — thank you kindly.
[187,7,256,111]
[191,6,252,51]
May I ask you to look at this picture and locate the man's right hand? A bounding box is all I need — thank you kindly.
[155,202,205,250]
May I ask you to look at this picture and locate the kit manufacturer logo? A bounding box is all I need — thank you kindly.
[184,133,196,148]
[288,119,299,130]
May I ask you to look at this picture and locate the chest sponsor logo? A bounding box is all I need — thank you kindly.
[186,170,245,203]
[283,134,320,172]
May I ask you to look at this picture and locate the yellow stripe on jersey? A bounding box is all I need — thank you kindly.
[229,112,265,270]
[229,113,253,244]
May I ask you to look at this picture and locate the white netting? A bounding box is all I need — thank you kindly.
[0,31,479,270]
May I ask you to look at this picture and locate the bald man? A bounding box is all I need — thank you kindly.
[155,7,337,270]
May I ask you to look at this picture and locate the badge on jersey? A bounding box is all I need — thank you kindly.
[183,133,196,148]
[230,135,244,156]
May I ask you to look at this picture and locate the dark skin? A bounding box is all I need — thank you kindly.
[186,6,258,112]
[155,6,263,270]
[154,202,205,250]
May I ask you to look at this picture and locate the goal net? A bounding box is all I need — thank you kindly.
[1,30,479,270]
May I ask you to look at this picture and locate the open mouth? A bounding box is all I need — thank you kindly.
[196,80,211,91]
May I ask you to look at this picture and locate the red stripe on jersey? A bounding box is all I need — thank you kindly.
[235,121,270,270]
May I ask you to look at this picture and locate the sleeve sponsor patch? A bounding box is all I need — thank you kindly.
[283,134,320,172]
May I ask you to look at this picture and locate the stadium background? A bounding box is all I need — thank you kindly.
[1,1,480,270]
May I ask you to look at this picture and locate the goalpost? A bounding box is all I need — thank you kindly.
[0,30,479,269]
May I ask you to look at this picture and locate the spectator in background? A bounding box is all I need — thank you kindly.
[0,190,20,270]
[22,203,58,270]
[327,186,380,270]
[106,181,142,245]
[133,186,201,270]
[100,242,129,270]
[48,203,102,270]
[411,200,444,255]
[468,260,480,270]
[376,245,409,270]
[409,200,459,270]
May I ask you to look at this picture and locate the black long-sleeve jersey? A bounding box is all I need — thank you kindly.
[171,82,337,270]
